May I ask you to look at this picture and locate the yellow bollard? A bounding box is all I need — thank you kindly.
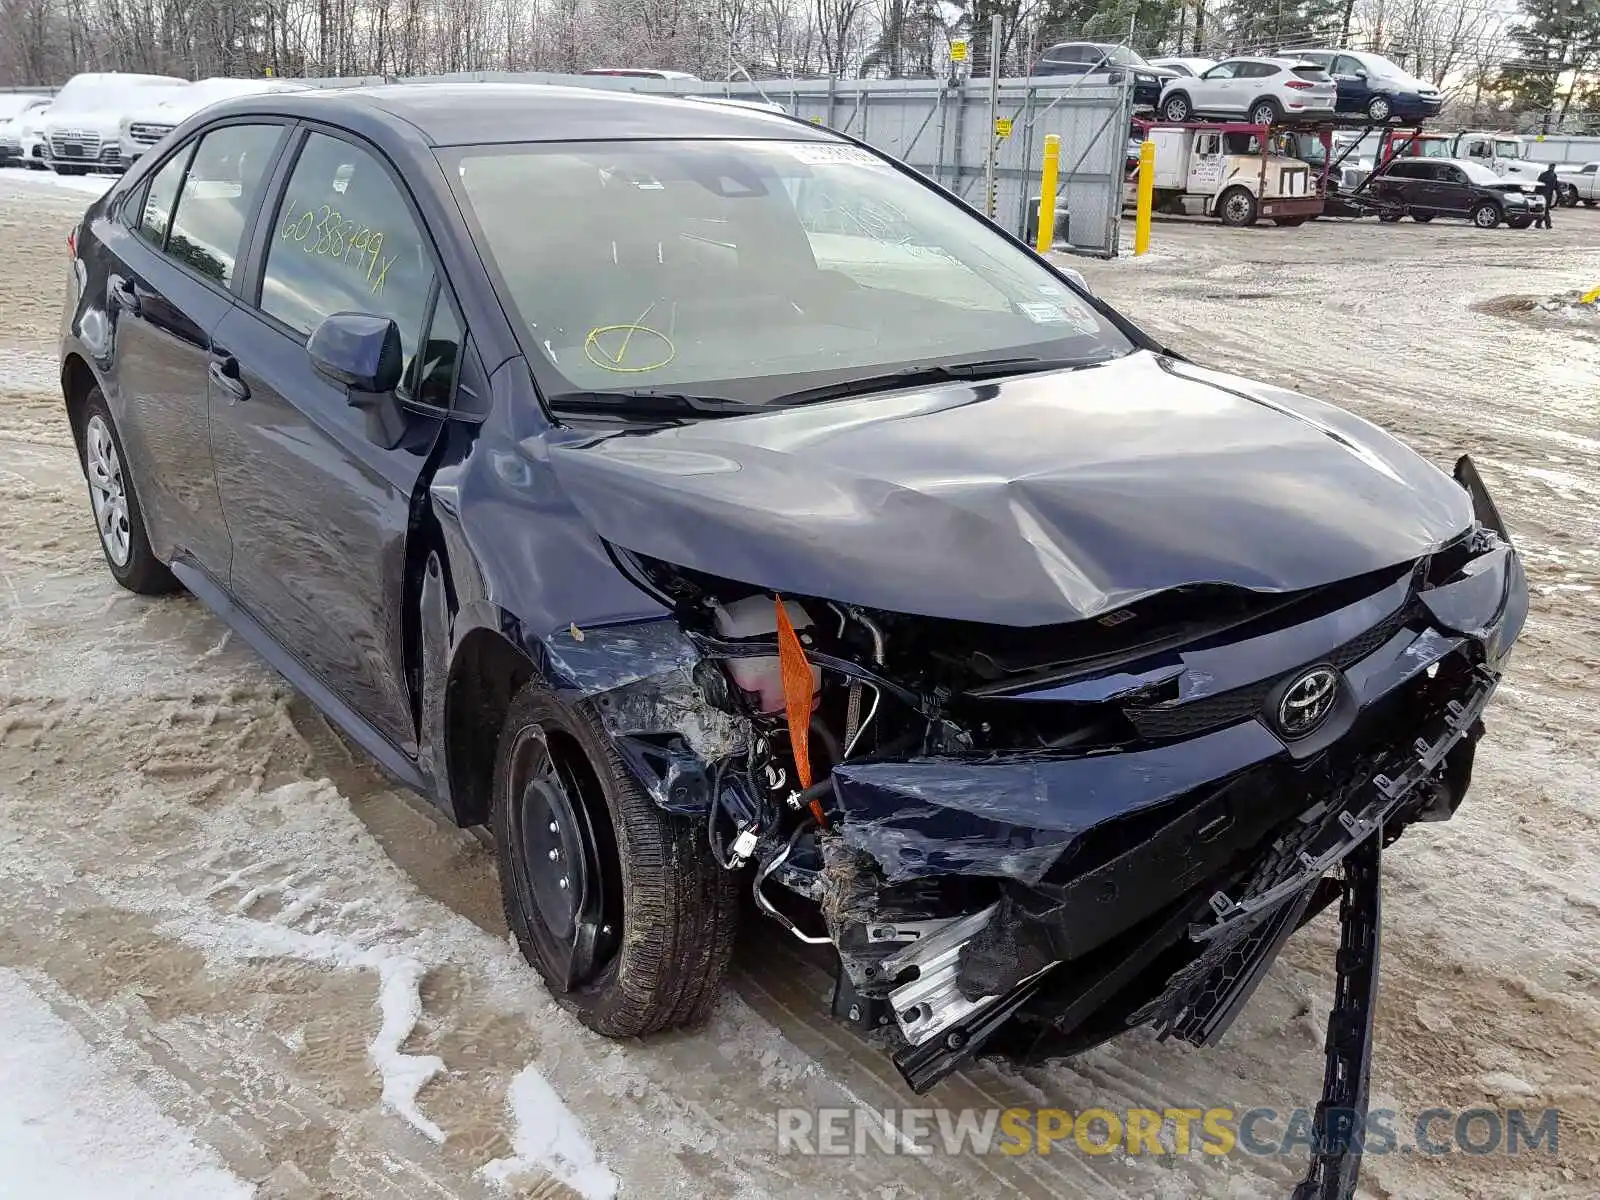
[1134,139,1155,256]
[1036,134,1062,254]
[1583,285,1600,305]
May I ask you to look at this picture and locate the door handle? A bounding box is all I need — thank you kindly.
[209,356,250,403]
[110,277,140,317]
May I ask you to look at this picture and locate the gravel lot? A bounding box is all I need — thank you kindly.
[1,165,1597,1199]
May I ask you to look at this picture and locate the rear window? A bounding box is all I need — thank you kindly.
[1292,66,1330,81]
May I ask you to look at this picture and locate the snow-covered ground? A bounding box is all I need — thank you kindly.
[1,180,1597,1199]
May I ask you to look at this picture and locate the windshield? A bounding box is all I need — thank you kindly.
[1109,46,1148,67]
[450,139,1134,410]
[1495,140,1523,159]
[1417,139,1452,158]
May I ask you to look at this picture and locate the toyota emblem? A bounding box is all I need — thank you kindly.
[1276,666,1340,739]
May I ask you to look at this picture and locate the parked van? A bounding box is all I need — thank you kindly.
[41,72,187,174]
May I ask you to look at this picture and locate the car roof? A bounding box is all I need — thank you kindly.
[203,82,830,147]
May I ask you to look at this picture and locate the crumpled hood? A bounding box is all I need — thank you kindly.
[546,351,1472,626]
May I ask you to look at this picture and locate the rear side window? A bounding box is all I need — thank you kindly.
[1388,162,1424,179]
[1239,63,1277,78]
[260,131,435,371]
[165,124,284,287]
[136,145,194,249]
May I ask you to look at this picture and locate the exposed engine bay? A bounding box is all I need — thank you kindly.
[538,454,1525,1198]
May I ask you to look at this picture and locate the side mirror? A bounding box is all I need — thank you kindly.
[307,312,403,394]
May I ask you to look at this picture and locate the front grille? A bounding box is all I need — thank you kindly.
[49,130,101,159]
[128,122,174,146]
[1124,602,1411,741]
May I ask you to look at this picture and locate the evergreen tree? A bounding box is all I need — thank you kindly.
[1499,0,1600,131]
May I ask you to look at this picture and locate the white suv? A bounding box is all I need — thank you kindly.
[120,77,309,165]
[41,72,187,174]
[0,94,51,167]
[1158,57,1337,126]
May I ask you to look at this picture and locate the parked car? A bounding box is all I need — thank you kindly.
[42,71,188,174]
[1158,56,1336,125]
[1369,157,1544,228]
[1290,50,1442,122]
[119,77,310,165]
[1147,56,1215,78]
[61,88,1525,1178]
[12,102,54,169]
[1555,161,1600,206]
[1032,43,1178,108]
[0,94,52,166]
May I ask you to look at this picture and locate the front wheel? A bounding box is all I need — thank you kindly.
[1366,95,1393,121]
[1159,93,1191,122]
[1507,218,1532,229]
[79,391,179,594]
[1217,186,1259,227]
[1557,184,1578,207]
[492,685,739,1037]
[1378,209,1405,223]
[1471,201,1501,229]
[1412,211,1435,222]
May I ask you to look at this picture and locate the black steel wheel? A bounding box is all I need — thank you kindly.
[1217,186,1259,227]
[491,684,738,1036]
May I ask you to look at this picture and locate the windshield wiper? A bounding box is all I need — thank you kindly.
[546,389,767,420]
[767,356,1101,408]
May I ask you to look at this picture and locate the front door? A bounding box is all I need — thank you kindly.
[1331,55,1371,114]
[209,127,458,754]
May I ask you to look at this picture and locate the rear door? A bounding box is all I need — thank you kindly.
[94,120,288,577]
[209,126,462,754]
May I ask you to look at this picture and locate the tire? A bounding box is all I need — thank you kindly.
[1159,92,1191,122]
[1412,211,1435,222]
[1557,184,1578,207]
[491,684,739,1037]
[1507,219,1531,229]
[1272,216,1307,227]
[1584,198,1596,208]
[79,391,179,594]
[1249,98,1280,126]
[1366,95,1393,121]
[1378,209,1405,223]
[1217,186,1258,227]
[1470,201,1501,229]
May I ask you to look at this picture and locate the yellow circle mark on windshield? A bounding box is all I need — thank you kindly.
[584,324,676,373]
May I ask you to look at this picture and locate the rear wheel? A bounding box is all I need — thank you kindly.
[492,685,739,1036]
[79,391,179,595]
[1411,210,1435,222]
[1557,184,1578,207]
[1159,93,1191,122]
[1217,186,1258,227]
[1248,98,1281,126]
[1378,209,1405,223]
[1471,201,1501,229]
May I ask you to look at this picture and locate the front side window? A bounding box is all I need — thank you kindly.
[1333,56,1366,77]
[1494,140,1522,159]
[260,131,434,371]
[450,139,1133,411]
[166,123,284,286]
[1204,63,1238,80]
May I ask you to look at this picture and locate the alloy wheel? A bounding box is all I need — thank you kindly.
[84,414,131,566]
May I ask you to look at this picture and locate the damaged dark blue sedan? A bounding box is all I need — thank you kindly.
[62,84,1525,1196]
